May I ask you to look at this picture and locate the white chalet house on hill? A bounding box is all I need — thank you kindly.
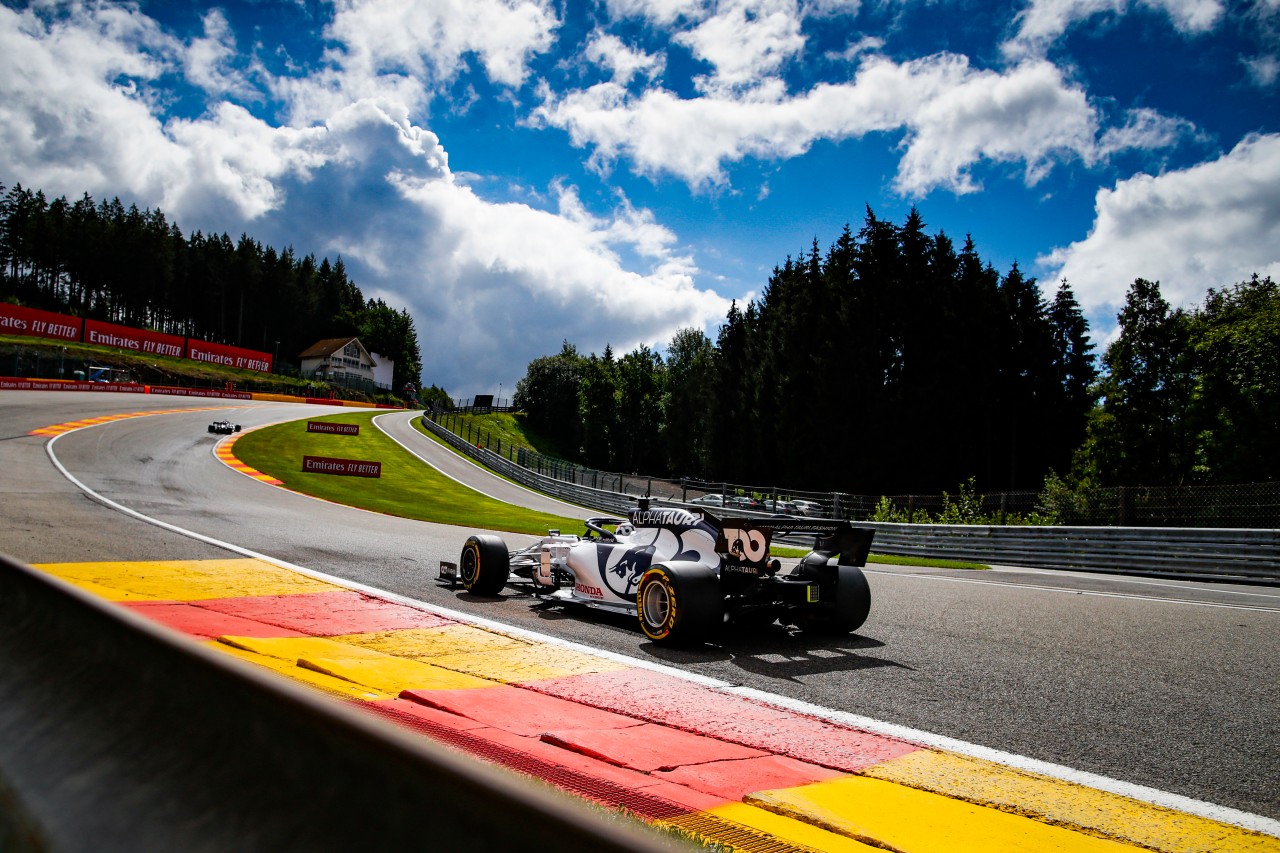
[299,337,377,384]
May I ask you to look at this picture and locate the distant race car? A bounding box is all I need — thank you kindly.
[208,420,242,434]
[439,499,874,644]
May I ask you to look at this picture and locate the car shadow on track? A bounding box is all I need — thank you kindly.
[723,638,912,682]
[640,625,912,681]
[467,592,912,681]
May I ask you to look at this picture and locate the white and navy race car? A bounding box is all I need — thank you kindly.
[208,420,242,434]
[439,500,874,644]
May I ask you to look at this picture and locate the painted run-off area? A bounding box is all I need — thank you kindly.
[30,557,1278,853]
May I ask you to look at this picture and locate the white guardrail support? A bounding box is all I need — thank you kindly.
[421,416,1280,583]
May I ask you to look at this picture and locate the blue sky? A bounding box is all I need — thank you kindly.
[2,0,1277,397]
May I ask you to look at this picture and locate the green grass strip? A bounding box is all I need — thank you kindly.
[237,411,991,571]
[232,411,581,536]
[766,546,989,570]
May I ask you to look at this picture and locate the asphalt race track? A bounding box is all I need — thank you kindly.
[3,391,1277,823]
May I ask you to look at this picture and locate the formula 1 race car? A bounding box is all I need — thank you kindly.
[208,420,242,434]
[439,500,874,644]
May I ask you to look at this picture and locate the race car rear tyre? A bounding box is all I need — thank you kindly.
[802,565,871,634]
[459,535,510,596]
[636,562,723,645]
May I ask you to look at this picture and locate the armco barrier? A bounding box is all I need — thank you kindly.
[421,415,635,515]
[861,521,1280,582]
[418,417,1280,583]
[0,554,667,853]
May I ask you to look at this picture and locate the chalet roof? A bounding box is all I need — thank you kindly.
[298,337,377,363]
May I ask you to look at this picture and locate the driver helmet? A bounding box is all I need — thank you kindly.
[615,522,634,537]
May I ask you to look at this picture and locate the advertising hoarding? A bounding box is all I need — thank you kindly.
[301,455,381,477]
[307,421,361,435]
[187,339,273,373]
[83,319,185,358]
[0,304,82,342]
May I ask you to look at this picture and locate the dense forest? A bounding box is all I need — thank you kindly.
[517,208,1279,496]
[0,182,422,390]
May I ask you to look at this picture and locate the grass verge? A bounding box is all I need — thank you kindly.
[232,411,581,536]
[237,411,991,570]
[771,545,988,570]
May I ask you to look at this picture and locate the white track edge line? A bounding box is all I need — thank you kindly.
[721,685,1280,836]
[42,427,1280,839]
[372,411,597,515]
[866,569,1280,613]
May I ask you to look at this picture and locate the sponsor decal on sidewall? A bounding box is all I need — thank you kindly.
[638,567,677,640]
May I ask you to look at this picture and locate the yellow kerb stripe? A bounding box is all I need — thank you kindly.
[32,559,340,601]
[862,749,1280,853]
[28,407,230,435]
[747,774,1181,853]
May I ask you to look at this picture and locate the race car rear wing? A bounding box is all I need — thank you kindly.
[710,515,874,569]
[626,499,873,569]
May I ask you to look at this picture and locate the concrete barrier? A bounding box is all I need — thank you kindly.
[0,554,669,852]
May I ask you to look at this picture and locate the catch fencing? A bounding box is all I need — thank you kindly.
[421,414,1280,582]
[427,410,1280,529]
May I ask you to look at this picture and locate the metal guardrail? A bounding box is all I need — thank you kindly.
[860,522,1280,582]
[423,416,639,516]
[0,553,670,852]
[418,417,1280,583]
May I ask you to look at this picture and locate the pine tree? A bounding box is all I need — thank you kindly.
[579,346,619,468]
[661,327,715,477]
[1045,281,1096,475]
[1189,274,1280,483]
[1076,278,1194,486]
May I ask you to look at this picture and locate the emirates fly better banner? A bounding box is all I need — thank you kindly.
[1,304,274,373]
[83,319,186,358]
[302,456,382,477]
[0,304,82,342]
[188,339,273,373]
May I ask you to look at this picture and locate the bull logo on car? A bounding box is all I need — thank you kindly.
[596,544,655,599]
[594,522,722,600]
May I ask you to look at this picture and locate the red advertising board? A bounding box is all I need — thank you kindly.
[301,455,381,478]
[187,339,273,373]
[307,421,360,435]
[0,378,145,393]
[0,304,82,342]
[149,385,253,400]
[83,319,185,358]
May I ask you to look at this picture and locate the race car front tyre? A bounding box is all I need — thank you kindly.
[636,562,723,644]
[459,534,510,596]
[801,564,871,634]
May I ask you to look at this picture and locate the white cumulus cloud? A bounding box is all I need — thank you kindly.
[1041,132,1280,327]
[0,1,732,392]
[536,53,1184,195]
[1003,0,1224,59]
[675,0,806,92]
[585,31,666,85]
